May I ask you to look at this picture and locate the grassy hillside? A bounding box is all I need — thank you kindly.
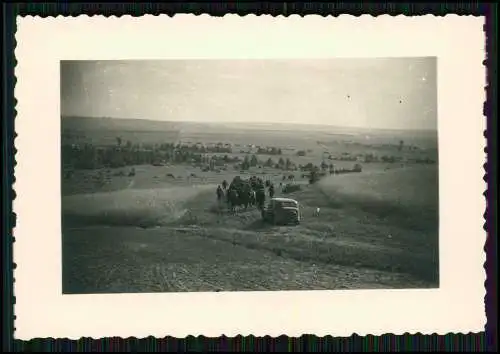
[60,116,439,294]
[61,116,438,152]
[62,165,439,293]
[61,116,182,146]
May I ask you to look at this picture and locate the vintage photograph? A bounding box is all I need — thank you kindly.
[14,15,486,339]
[60,58,440,294]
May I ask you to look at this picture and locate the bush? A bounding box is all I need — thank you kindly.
[309,171,320,184]
[283,184,301,194]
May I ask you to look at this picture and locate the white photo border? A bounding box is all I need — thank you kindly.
[13,14,487,340]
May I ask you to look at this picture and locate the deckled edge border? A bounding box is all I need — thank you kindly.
[6,2,495,352]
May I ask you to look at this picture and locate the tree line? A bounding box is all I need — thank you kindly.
[329,152,436,164]
[62,140,295,172]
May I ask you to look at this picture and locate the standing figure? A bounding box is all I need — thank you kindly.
[216,185,224,202]
[227,188,240,214]
[216,185,225,213]
[268,183,275,199]
[255,185,266,210]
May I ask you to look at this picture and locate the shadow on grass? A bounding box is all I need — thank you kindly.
[243,218,270,231]
[62,211,166,230]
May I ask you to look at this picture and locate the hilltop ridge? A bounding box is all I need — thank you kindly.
[62,115,438,135]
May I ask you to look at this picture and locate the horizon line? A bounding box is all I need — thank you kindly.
[61,115,438,133]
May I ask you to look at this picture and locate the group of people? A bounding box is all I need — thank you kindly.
[215,176,275,213]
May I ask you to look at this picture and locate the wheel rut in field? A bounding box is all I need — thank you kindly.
[161,225,423,287]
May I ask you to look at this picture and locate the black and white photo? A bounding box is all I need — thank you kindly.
[13,14,486,340]
[60,58,440,294]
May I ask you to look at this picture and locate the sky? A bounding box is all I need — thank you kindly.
[60,58,437,131]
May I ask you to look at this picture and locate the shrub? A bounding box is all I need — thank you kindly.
[353,163,363,172]
[283,184,301,194]
[309,171,320,184]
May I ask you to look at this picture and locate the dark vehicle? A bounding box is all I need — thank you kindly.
[261,197,301,225]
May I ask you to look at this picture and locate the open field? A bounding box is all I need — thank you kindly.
[61,117,439,294]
